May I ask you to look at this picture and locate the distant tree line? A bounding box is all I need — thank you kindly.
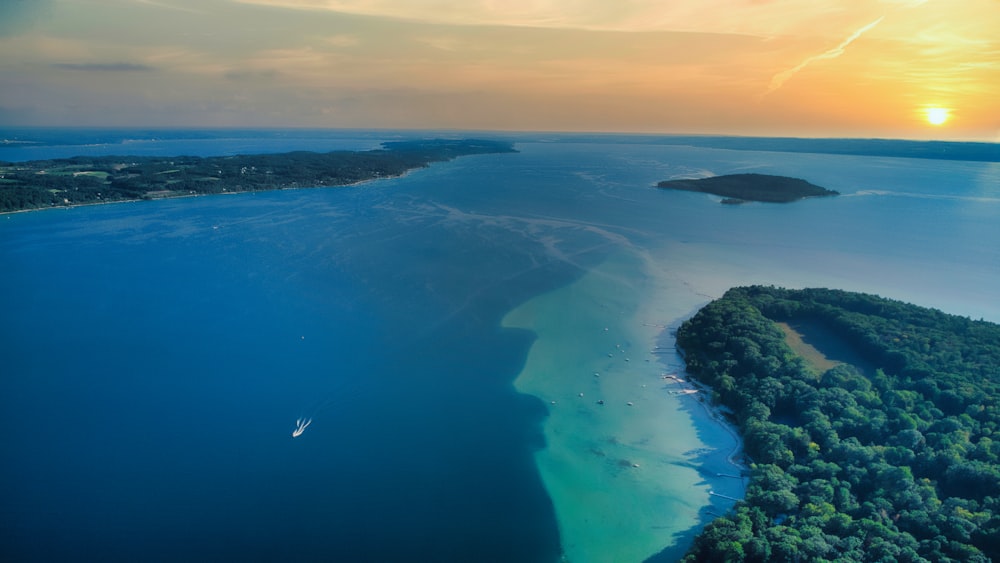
[678,286,1000,562]
[0,139,516,213]
[653,136,1000,162]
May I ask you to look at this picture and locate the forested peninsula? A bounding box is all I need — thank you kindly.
[657,173,838,204]
[0,139,516,213]
[678,287,999,562]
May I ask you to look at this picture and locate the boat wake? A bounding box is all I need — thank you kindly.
[292,417,312,438]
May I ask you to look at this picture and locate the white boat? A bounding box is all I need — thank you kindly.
[292,417,312,437]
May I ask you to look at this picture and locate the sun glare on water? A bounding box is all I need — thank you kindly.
[925,107,950,126]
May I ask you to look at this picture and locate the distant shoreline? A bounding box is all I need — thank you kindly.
[0,168,411,217]
[0,139,516,214]
[537,134,1000,163]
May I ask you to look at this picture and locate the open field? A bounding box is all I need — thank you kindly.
[776,320,874,375]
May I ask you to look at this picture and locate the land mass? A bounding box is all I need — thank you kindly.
[677,286,1000,562]
[657,173,839,204]
[666,136,1000,163]
[0,139,516,213]
[554,135,1000,163]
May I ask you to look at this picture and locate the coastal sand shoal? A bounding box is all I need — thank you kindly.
[505,249,741,562]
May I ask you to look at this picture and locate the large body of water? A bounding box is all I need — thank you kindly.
[2,130,998,562]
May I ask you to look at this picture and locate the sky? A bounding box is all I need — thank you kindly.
[1,0,998,140]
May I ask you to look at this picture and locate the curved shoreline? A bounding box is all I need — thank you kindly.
[505,250,747,562]
[684,387,747,476]
[672,346,747,473]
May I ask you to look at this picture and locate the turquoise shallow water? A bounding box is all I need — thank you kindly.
[1,131,998,561]
[506,250,746,563]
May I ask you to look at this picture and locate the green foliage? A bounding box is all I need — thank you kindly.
[657,173,839,203]
[0,139,517,213]
[680,286,1000,562]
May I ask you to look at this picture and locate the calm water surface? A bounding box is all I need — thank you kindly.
[1,131,997,561]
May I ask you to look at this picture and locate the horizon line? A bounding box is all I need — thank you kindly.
[1,125,997,145]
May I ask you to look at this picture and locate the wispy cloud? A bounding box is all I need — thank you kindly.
[133,0,206,14]
[51,62,157,72]
[325,34,360,48]
[224,68,282,81]
[0,0,55,37]
[228,0,867,35]
[416,36,464,52]
[2,0,996,138]
[764,16,884,96]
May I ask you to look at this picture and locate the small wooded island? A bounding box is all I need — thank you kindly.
[678,286,1000,562]
[0,139,516,213]
[657,173,839,204]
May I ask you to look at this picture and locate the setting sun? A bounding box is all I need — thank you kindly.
[925,107,951,126]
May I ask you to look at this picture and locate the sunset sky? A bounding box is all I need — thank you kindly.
[1,0,997,140]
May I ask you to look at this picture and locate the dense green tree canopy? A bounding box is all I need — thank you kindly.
[656,173,839,203]
[679,286,1000,562]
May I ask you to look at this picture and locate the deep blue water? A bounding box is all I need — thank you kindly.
[1,130,998,561]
